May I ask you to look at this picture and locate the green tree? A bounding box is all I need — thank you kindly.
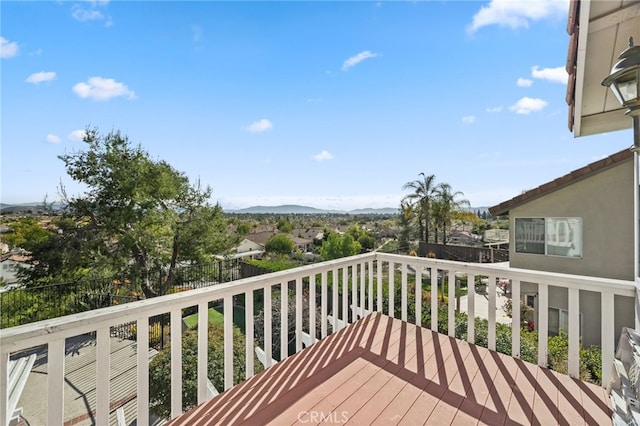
[320,232,361,260]
[397,201,413,253]
[265,233,295,255]
[25,128,235,295]
[432,183,470,244]
[2,218,52,250]
[402,173,442,243]
[148,323,262,419]
[346,225,375,251]
[276,217,294,233]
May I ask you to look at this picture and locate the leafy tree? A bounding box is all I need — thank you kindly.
[320,232,361,260]
[397,201,413,253]
[24,128,235,296]
[402,173,442,243]
[148,322,262,419]
[264,233,295,255]
[276,217,294,233]
[2,218,52,250]
[346,225,375,251]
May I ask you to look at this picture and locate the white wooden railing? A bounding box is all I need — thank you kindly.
[0,252,635,425]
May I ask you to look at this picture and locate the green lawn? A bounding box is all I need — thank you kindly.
[183,306,246,332]
[183,308,224,329]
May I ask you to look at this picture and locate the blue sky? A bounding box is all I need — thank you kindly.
[1,0,632,211]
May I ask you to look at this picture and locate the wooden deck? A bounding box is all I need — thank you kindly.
[169,313,612,425]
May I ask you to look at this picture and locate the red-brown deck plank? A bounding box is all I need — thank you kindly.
[168,312,612,426]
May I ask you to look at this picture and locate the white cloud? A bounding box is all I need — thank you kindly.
[28,48,43,56]
[26,71,57,84]
[314,150,334,162]
[486,106,503,113]
[72,5,103,22]
[1,37,19,58]
[342,50,379,71]
[71,1,112,26]
[68,129,87,142]
[517,77,533,87]
[246,119,273,133]
[467,0,568,33]
[531,65,568,84]
[462,115,476,124]
[72,77,136,101]
[46,134,61,144]
[509,97,548,114]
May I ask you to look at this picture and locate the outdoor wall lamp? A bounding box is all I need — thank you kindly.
[602,36,640,150]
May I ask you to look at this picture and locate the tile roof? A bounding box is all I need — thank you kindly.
[489,148,633,216]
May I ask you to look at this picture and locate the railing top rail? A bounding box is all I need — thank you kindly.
[2,250,635,352]
[375,252,636,296]
[0,252,376,352]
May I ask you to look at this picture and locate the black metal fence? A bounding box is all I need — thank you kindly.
[0,259,243,330]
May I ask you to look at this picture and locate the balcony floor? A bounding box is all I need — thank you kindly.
[169,313,612,425]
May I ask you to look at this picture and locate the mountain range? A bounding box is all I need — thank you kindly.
[1,202,490,216]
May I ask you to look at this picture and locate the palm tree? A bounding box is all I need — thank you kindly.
[435,183,470,245]
[402,173,441,243]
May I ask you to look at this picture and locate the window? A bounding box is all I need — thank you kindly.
[548,307,582,337]
[515,217,582,258]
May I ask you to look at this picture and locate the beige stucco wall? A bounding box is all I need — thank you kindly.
[509,158,635,346]
[509,158,634,281]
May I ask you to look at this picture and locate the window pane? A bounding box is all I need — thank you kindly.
[515,218,545,254]
[546,217,582,257]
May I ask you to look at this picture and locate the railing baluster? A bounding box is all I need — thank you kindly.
[224,295,234,389]
[1,352,8,426]
[341,267,347,326]
[96,327,110,425]
[47,339,65,426]
[448,270,455,338]
[538,283,549,367]
[376,259,382,312]
[360,262,366,317]
[401,262,408,322]
[389,262,395,318]
[352,265,358,320]
[368,259,374,313]
[601,292,615,386]
[488,275,497,351]
[568,287,580,378]
[320,272,327,339]
[198,301,208,404]
[265,285,273,367]
[295,277,303,353]
[431,267,438,332]
[137,317,150,426]
[416,266,423,327]
[280,283,288,361]
[467,273,476,344]
[170,309,183,418]
[511,279,520,358]
[245,291,254,378]
[331,269,340,333]
[309,274,316,345]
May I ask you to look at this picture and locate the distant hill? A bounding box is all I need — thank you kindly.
[1,202,65,214]
[228,204,397,215]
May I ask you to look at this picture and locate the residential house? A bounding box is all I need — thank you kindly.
[489,149,636,346]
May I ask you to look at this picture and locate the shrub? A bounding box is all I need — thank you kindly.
[149,321,263,419]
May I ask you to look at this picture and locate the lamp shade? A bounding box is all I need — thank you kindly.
[602,37,640,114]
